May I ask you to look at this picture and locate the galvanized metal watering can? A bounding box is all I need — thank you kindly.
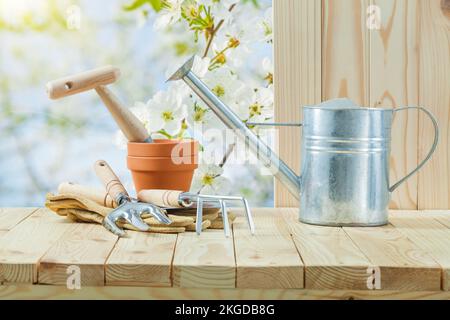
[168,57,439,227]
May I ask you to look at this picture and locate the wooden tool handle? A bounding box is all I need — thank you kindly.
[58,182,116,208]
[46,66,120,99]
[95,86,151,143]
[94,160,129,202]
[138,189,184,208]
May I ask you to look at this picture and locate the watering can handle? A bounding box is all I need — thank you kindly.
[389,106,439,193]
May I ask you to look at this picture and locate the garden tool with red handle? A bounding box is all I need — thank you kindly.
[94,160,171,236]
[46,66,152,143]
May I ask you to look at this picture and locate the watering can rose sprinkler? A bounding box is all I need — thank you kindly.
[168,56,439,227]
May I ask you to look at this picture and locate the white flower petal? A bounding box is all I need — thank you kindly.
[257,87,274,107]
[192,56,211,78]
[262,57,273,73]
[147,114,165,133]
[202,176,231,195]
[163,119,183,136]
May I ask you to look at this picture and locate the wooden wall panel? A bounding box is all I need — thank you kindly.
[273,0,322,207]
[274,0,449,209]
[370,0,419,209]
[322,0,370,105]
[418,0,450,209]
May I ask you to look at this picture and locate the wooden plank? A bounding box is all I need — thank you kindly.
[172,230,235,288]
[0,209,71,284]
[232,207,291,234]
[0,208,38,231]
[370,0,419,209]
[344,224,442,291]
[273,0,322,207]
[2,285,450,300]
[106,231,177,287]
[322,0,370,105]
[431,213,450,229]
[418,0,450,209]
[39,223,118,286]
[406,210,450,229]
[390,212,450,290]
[233,209,304,289]
[284,209,372,290]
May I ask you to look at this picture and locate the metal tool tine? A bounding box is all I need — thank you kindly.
[144,206,171,225]
[219,200,231,238]
[242,198,255,235]
[196,197,203,235]
[103,217,126,237]
[126,213,150,232]
[152,212,171,225]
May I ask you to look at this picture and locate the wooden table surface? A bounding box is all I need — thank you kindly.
[1,207,450,300]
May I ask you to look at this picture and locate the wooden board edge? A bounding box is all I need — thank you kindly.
[1,285,450,300]
[236,265,304,289]
[105,264,172,288]
[0,263,35,285]
[305,265,373,291]
[172,265,236,289]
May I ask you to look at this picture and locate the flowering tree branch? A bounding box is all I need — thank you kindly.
[202,3,236,58]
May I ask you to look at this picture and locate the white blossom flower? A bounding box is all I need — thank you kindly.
[261,7,273,43]
[154,0,184,30]
[203,67,244,105]
[227,18,261,44]
[186,100,212,125]
[198,0,238,9]
[235,86,274,122]
[190,164,231,194]
[212,18,258,68]
[192,55,211,78]
[262,57,273,84]
[130,101,152,130]
[146,88,188,136]
[114,102,153,149]
[199,0,237,22]
[184,100,207,140]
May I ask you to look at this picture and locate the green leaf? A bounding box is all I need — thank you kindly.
[149,0,163,12]
[123,0,162,12]
[123,0,148,11]
[242,0,259,8]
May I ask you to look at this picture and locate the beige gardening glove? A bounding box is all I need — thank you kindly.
[45,193,234,233]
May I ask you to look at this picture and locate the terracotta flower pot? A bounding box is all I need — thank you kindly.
[127,139,198,192]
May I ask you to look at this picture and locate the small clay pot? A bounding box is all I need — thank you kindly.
[127,139,198,192]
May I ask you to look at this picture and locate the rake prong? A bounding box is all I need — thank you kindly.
[196,197,203,235]
[102,216,126,237]
[219,200,231,238]
[186,193,255,236]
[242,198,255,235]
[140,205,171,225]
[127,213,150,232]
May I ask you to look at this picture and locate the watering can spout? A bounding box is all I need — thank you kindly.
[167,57,302,200]
[167,56,195,82]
